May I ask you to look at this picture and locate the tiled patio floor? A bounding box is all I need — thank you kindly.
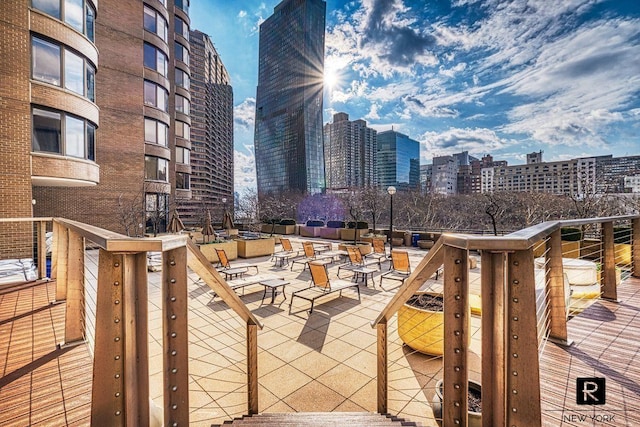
[1,237,639,426]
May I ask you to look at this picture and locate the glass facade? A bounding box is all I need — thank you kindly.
[32,107,96,160]
[254,0,326,196]
[376,130,420,190]
[32,0,96,42]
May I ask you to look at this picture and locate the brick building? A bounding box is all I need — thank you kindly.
[10,0,194,236]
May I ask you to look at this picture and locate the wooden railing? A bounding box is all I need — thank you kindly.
[372,215,639,427]
[47,218,263,426]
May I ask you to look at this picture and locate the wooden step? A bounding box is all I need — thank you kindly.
[213,412,422,427]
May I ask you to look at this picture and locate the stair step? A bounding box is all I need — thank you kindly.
[213,412,422,427]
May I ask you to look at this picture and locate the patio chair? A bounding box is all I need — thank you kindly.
[337,246,380,288]
[364,238,387,267]
[215,248,259,280]
[379,250,412,290]
[289,262,361,314]
[290,241,333,271]
[271,238,300,267]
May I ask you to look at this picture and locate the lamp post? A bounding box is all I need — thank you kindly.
[387,186,396,250]
[222,197,228,235]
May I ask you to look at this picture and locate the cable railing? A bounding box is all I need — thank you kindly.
[44,218,263,426]
[372,214,639,427]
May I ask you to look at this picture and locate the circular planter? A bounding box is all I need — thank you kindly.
[417,240,434,249]
[431,379,481,427]
[397,292,471,356]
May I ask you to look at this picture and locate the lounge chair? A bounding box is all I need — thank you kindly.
[364,238,387,267]
[215,248,259,280]
[271,238,300,267]
[289,262,361,314]
[337,246,379,288]
[379,250,411,290]
[290,241,333,271]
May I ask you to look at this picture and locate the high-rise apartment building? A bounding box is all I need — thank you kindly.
[178,30,233,226]
[1,0,100,256]
[26,0,193,235]
[595,155,640,193]
[323,112,377,190]
[254,0,326,196]
[481,157,597,196]
[376,130,420,191]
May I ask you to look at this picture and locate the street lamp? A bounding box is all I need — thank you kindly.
[387,186,396,249]
[222,197,228,235]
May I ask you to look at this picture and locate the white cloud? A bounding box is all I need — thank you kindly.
[234,147,256,193]
[234,98,255,130]
[420,128,513,161]
[365,103,381,120]
[237,10,247,18]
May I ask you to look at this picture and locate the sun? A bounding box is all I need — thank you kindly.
[324,66,338,88]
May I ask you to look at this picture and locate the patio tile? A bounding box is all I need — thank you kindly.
[260,363,312,399]
[285,380,346,411]
[319,337,361,362]
[266,340,313,363]
[316,363,372,399]
[347,379,377,411]
[289,350,340,378]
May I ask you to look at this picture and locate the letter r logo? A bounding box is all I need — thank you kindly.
[576,377,606,405]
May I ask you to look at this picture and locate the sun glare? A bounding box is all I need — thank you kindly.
[323,59,342,89]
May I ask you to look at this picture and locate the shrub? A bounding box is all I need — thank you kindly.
[279,218,297,226]
[561,227,583,241]
[306,220,325,227]
[347,221,369,229]
[326,220,346,228]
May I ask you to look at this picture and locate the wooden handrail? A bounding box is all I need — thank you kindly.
[185,239,264,328]
[372,239,444,326]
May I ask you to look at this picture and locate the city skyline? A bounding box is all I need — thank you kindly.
[190,0,640,194]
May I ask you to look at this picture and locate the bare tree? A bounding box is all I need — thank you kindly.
[116,192,145,237]
[361,186,387,233]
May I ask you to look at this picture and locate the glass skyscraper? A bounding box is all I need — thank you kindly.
[377,130,420,191]
[254,0,326,196]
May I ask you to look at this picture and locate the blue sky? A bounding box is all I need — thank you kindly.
[190,0,640,193]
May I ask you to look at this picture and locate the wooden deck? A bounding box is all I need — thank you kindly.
[0,281,92,426]
[540,276,640,426]
[0,276,638,426]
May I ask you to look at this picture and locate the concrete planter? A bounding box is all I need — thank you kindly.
[432,379,482,427]
[198,241,237,263]
[299,225,323,238]
[319,227,344,239]
[340,228,370,241]
[236,238,275,258]
[337,242,372,255]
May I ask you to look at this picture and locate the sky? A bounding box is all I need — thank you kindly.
[190,0,640,194]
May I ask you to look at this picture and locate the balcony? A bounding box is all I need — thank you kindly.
[0,216,638,426]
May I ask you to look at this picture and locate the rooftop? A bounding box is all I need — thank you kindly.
[0,218,639,426]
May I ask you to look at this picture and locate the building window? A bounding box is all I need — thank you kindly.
[31,0,96,42]
[176,172,190,189]
[32,36,96,101]
[143,5,168,43]
[175,42,189,66]
[32,37,60,85]
[144,43,168,77]
[175,0,189,13]
[176,147,190,164]
[145,156,168,181]
[175,121,190,140]
[144,118,168,146]
[175,17,189,41]
[144,80,168,112]
[145,193,168,234]
[175,95,190,115]
[175,68,190,90]
[32,107,96,160]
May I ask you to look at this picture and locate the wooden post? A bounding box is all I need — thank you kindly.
[443,246,469,427]
[505,249,542,426]
[601,222,617,300]
[91,250,126,426]
[247,323,259,415]
[90,250,150,426]
[51,221,59,281]
[481,251,506,427]
[64,228,85,344]
[376,320,388,415]
[163,247,190,426]
[37,220,47,280]
[56,225,69,301]
[545,230,569,344]
[123,252,150,426]
[632,218,639,278]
